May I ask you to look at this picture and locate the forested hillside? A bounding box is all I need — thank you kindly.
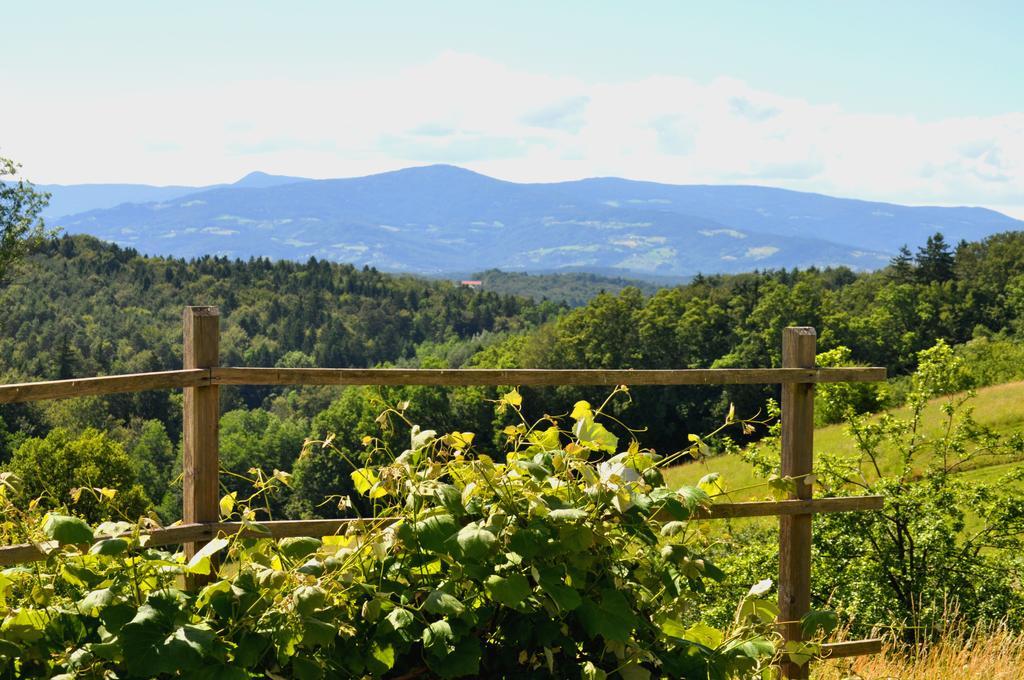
[1,235,553,382]
[4,230,1024,523]
[462,268,667,306]
[0,235,555,455]
[485,231,1024,451]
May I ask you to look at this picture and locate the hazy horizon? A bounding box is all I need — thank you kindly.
[7,1,1023,217]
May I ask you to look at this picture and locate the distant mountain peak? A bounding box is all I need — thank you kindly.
[231,171,310,188]
[376,164,498,181]
[43,165,1023,278]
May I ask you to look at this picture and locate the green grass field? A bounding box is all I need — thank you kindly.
[663,380,1024,500]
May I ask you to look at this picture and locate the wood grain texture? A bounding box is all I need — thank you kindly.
[692,496,883,519]
[0,369,210,404]
[0,543,50,566]
[779,327,817,679]
[0,365,886,406]
[182,306,220,588]
[819,638,884,658]
[211,366,884,387]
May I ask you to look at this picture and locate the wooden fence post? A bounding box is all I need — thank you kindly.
[779,327,816,678]
[182,306,220,588]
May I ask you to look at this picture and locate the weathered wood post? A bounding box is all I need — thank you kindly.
[779,326,816,678]
[182,306,220,588]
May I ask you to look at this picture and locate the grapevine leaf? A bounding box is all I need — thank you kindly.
[683,622,724,648]
[456,525,497,561]
[412,514,459,554]
[574,417,618,453]
[423,590,465,617]
[278,536,322,561]
[186,537,229,575]
[697,472,725,496]
[351,468,386,499]
[528,426,561,451]
[294,586,326,616]
[735,596,779,625]
[77,587,115,616]
[302,617,336,647]
[89,538,129,556]
[548,508,587,522]
[426,636,481,678]
[43,515,93,546]
[369,642,395,673]
[801,610,838,638]
[577,588,638,643]
[484,574,531,607]
[384,607,415,637]
[219,492,236,518]
[571,401,593,420]
[676,486,710,513]
[539,572,582,611]
[422,619,453,651]
[783,639,816,667]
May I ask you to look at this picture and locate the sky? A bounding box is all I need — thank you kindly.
[4,1,1024,216]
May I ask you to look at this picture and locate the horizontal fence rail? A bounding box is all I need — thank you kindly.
[0,369,210,404]
[0,308,889,677]
[0,366,886,404]
[0,496,884,567]
[820,639,884,659]
[212,366,887,387]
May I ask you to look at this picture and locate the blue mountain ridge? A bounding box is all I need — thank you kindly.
[46,165,1023,277]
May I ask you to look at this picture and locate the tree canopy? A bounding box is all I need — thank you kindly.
[0,156,50,280]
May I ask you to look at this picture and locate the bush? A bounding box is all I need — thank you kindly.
[955,335,1024,388]
[743,340,1024,639]
[0,394,830,678]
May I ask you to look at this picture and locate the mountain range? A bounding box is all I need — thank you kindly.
[38,165,1023,277]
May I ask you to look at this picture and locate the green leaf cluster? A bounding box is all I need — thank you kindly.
[0,397,791,678]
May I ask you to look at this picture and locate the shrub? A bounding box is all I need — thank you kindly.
[0,394,828,678]
[743,340,1024,639]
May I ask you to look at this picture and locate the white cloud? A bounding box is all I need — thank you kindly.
[6,51,1023,214]
[699,229,747,239]
[745,246,780,259]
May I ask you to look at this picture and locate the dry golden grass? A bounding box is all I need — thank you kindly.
[812,626,1024,679]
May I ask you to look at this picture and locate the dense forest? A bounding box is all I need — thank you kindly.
[463,268,666,306]
[4,231,1024,524]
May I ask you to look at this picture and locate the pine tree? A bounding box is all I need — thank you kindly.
[915,232,955,283]
[889,245,915,283]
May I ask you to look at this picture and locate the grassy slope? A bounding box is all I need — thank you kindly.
[664,380,1024,499]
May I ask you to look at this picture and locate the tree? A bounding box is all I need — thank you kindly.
[888,244,915,283]
[127,420,176,504]
[915,232,955,283]
[0,156,51,280]
[218,408,307,515]
[7,428,151,522]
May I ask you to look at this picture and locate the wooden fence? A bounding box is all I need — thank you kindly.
[0,306,889,678]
